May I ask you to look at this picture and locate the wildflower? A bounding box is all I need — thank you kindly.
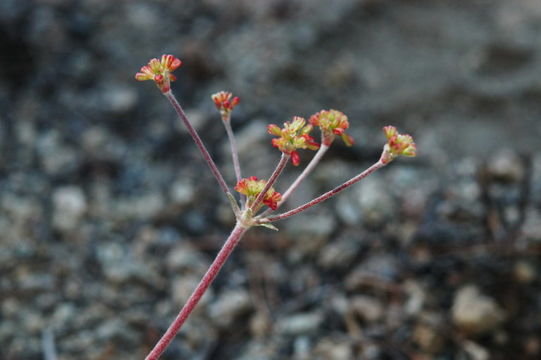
[135,54,182,93]
[234,176,282,210]
[380,125,417,164]
[267,116,320,166]
[309,109,354,146]
[211,91,240,120]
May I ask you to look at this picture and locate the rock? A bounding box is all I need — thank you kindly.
[249,311,271,338]
[413,312,446,354]
[487,149,524,182]
[52,186,87,232]
[354,176,395,227]
[276,312,323,335]
[403,280,425,316]
[169,178,195,206]
[462,340,490,360]
[313,338,354,360]
[345,254,400,290]
[293,336,311,359]
[413,322,445,354]
[171,275,213,311]
[286,210,337,255]
[101,84,137,114]
[349,296,384,323]
[452,285,506,335]
[208,289,252,328]
[514,260,536,284]
[166,243,210,274]
[318,235,362,270]
[36,131,79,177]
[522,209,541,242]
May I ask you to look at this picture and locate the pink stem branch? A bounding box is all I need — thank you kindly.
[279,144,329,209]
[250,153,289,212]
[223,117,242,183]
[165,91,231,197]
[145,223,249,360]
[260,160,386,223]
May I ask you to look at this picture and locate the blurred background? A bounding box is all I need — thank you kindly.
[1,0,541,359]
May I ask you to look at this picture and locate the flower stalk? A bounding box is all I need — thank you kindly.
[164,91,232,199]
[250,153,289,212]
[135,54,417,359]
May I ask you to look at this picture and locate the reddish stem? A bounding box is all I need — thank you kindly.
[165,91,231,197]
[260,160,385,223]
[223,116,242,183]
[145,223,248,360]
[250,153,289,212]
[278,144,329,210]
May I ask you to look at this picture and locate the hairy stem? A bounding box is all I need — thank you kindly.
[223,117,242,183]
[165,91,231,197]
[145,223,249,360]
[250,153,289,212]
[260,160,385,223]
[269,144,329,216]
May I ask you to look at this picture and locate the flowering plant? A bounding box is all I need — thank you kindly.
[135,55,416,360]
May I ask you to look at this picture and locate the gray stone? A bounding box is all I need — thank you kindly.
[52,186,87,232]
[208,289,252,327]
[276,312,323,335]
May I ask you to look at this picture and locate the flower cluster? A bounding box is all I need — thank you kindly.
[380,126,417,164]
[309,109,354,146]
[135,54,182,93]
[234,176,282,210]
[212,91,240,120]
[267,116,320,166]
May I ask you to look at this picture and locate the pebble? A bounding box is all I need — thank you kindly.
[487,149,524,182]
[349,295,384,323]
[208,289,252,327]
[318,236,361,270]
[171,275,213,311]
[452,285,506,335]
[313,338,353,360]
[276,312,323,335]
[52,186,87,232]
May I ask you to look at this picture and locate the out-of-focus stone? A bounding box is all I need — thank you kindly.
[318,236,361,270]
[487,149,524,182]
[349,296,384,323]
[208,289,252,328]
[413,321,445,354]
[171,275,213,311]
[514,260,536,284]
[276,312,323,335]
[452,285,506,335]
[313,338,353,360]
[52,186,87,232]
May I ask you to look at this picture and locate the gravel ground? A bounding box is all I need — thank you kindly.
[1,1,541,359]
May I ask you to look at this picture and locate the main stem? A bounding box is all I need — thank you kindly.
[261,160,385,223]
[165,91,231,197]
[145,223,249,360]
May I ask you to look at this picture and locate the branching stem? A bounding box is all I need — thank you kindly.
[259,160,386,223]
[165,91,231,198]
[250,153,289,212]
[222,116,242,183]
